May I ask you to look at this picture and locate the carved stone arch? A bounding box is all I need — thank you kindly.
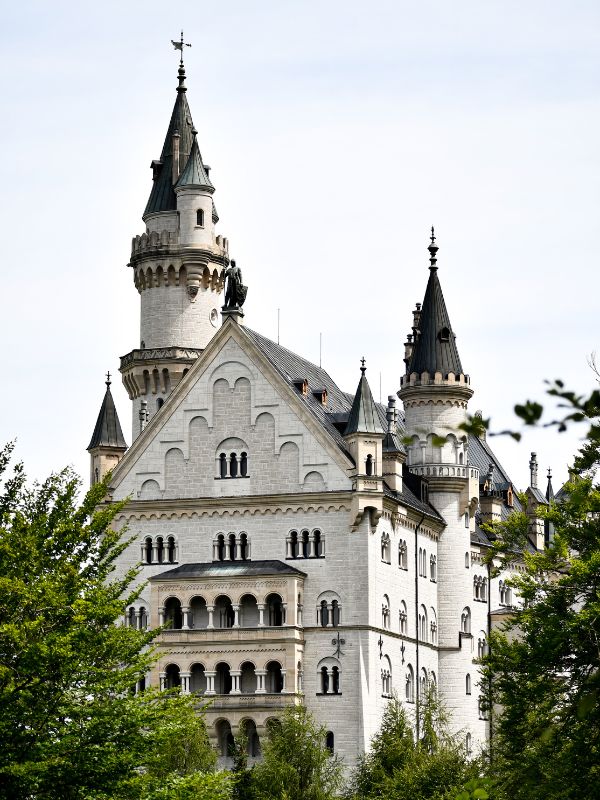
[145,266,154,288]
[209,360,253,390]
[201,266,211,288]
[301,470,326,491]
[139,479,160,499]
[155,265,165,286]
[178,265,187,286]
[167,264,177,285]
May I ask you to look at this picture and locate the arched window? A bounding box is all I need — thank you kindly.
[332,666,340,694]
[217,534,226,561]
[381,655,392,697]
[381,533,391,563]
[214,595,234,629]
[302,530,310,558]
[164,663,181,690]
[240,661,257,694]
[474,576,480,600]
[240,532,248,560]
[167,536,176,563]
[430,607,437,644]
[320,599,329,627]
[365,454,373,476]
[318,658,341,695]
[230,453,238,478]
[266,661,283,693]
[240,452,248,477]
[459,451,464,465]
[144,537,153,564]
[465,551,470,568]
[156,536,164,564]
[382,595,390,629]
[190,663,207,694]
[461,607,471,635]
[320,665,329,694]
[464,511,469,528]
[196,208,204,226]
[290,530,299,558]
[314,529,323,557]
[164,597,182,630]
[399,600,408,634]
[420,668,427,697]
[405,665,415,703]
[419,605,428,642]
[398,540,408,570]
[266,593,284,627]
[239,594,259,627]
[325,731,334,753]
[331,599,340,627]
[242,719,261,757]
[430,554,437,581]
[190,596,208,629]
[466,673,472,695]
[219,453,227,478]
[481,577,488,602]
[228,533,236,561]
[216,719,234,758]
[215,662,232,694]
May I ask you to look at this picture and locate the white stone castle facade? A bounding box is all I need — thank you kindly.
[87,59,553,767]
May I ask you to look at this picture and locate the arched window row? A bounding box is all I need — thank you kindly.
[477,633,488,659]
[381,532,391,563]
[499,579,512,606]
[218,451,249,479]
[318,659,341,695]
[286,529,324,559]
[215,718,264,760]
[317,599,341,627]
[161,659,287,696]
[473,575,488,602]
[430,554,437,582]
[398,539,408,570]
[418,547,428,577]
[125,605,149,630]
[399,600,408,634]
[382,595,391,629]
[141,535,178,565]
[213,532,250,562]
[460,607,471,636]
[160,592,287,631]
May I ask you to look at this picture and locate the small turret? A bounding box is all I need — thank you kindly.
[344,360,385,530]
[525,452,548,550]
[87,374,127,486]
[382,395,405,493]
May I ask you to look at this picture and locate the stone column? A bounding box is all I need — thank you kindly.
[298,669,303,693]
[309,534,316,558]
[151,542,158,564]
[174,541,179,562]
[205,671,216,695]
[255,670,267,694]
[281,669,287,693]
[297,604,303,626]
[257,604,265,627]
[158,606,165,626]
[212,540,219,561]
[140,543,146,563]
[285,537,292,558]
[282,603,288,625]
[207,605,215,629]
[232,604,240,628]
[180,671,191,694]
[230,670,241,694]
[159,671,166,691]
[235,539,242,560]
[134,609,142,630]
[326,604,333,628]
[181,606,190,630]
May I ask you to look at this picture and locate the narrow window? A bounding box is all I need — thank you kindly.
[217,534,225,561]
[365,454,373,476]
[332,666,340,694]
[156,536,164,564]
[302,530,310,558]
[219,453,227,478]
[321,666,329,694]
[464,511,469,528]
[157,397,164,410]
[331,599,340,627]
[196,208,204,226]
[466,673,471,695]
[167,536,176,564]
[144,537,153,564]
[320,600,329,627]
[228,533,236,561]
[240,452,248,477]
[325,731,334,753]
[314,529,323,557]
[240,533,248,560]
[230,453,238,478]
[290,530,298,558]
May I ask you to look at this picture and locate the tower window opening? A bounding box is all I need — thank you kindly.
[365,454,373,476]
[240,452,248,477]
[439,326,450,342]
[325,731,334,753]
[157,398,164,410]
[196,208,204,227]
[219,453,227,479]
[230,453,238,478]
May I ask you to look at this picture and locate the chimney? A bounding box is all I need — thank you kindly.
[139,400,149,434]
[172,130,181,184]
[529,452,538,489]
[386,395,396,434]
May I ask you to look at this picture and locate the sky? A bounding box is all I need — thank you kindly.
[0,0,598,493]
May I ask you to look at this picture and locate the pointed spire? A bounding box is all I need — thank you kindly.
[407,229,464,376]
[546,468,555,501]
[144,62,196,216]
[87,376,127,451]
[344,360,384,436]
[175,129,214,191]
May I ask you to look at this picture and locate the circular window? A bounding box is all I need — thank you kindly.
[210,308,219,327]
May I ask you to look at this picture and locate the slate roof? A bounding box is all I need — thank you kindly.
[87,382,127,451]
[344,369,384,435]
[151,559,306,580]
[175,133,213,190]
[528,486,549,505]
[384,483,444,523]
[145,66,196,216]
[409,261,464,377]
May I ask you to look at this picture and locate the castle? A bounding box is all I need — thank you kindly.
[87,56,554,766]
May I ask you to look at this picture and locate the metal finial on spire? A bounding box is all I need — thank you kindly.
[172,30,192,65]
[105,371,111,387]
[360,357,366,375]
[428,225,439,270]
[547,467,552,479]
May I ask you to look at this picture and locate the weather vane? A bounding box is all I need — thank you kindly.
[171,30,192,64]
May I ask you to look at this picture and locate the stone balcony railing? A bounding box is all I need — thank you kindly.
[206,693,299,711]
[158,626,303,645]
[408,464,480,480]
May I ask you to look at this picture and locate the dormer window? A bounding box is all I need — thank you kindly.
[196,208,204,227]
[439,326,450,342]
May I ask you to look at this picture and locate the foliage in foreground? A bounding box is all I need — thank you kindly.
[345,692,480,800]
[0,444,224,800]
[233,705,344,800]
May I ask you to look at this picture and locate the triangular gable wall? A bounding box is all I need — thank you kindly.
[110,320,353,502]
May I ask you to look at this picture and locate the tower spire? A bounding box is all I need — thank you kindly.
[428,226,438,270]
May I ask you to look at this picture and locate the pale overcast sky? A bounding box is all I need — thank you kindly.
[0,0,598,493]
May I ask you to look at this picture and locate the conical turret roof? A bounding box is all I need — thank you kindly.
[408,230,464,376]
[175,132,214,191]
[87,378,127,451]
[145,64,196,215]
[344,362,384,436]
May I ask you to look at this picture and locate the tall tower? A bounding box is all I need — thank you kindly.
[398,230,479,727]
[120,56,229,438]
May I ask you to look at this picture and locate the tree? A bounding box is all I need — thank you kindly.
[247,706,343,800]
[476,375,600,800]
[346,691,479,800]
[0,444,223,799]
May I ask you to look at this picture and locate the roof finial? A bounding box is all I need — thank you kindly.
[105,371,111,388]
[172,31,192,90]
[360,357,366,375]
[428,225,439,270]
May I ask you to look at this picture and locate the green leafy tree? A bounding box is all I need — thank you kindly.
[0,444,223,799]
[248,705,343,800]
[346,691,479,800]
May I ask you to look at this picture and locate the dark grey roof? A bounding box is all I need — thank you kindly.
[175,134,214,191]
[145,66,196,216]
[244,328,405,460]
[151,559,306,580]
[546,474,555,502]
[408,263,464,377]
[528,486,549,505]
[87,382,127,451]
[344,370,384,436]
[383,430,404,453]
[384,482,444,522]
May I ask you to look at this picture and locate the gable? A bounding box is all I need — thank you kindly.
[110,323,353,502]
